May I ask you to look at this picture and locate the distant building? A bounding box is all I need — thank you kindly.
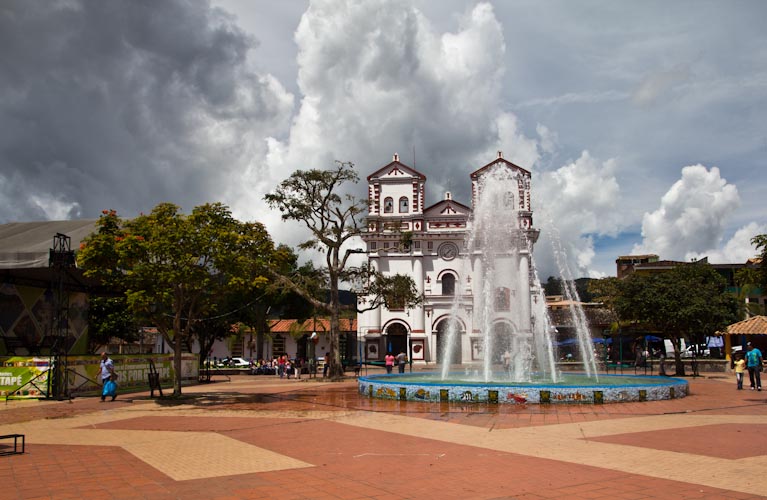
[615,254,659,279]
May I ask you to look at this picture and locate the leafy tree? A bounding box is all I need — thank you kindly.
[86,295,141,353]
[733,267,764,318]
[79,203,274,395]
[587,277,622,330]
[265,161,422,379]
[543,276,561,296]
[752,234,767,290]
[76,210,141,352]
[615,263,738,375]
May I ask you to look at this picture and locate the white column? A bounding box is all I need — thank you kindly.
[370,257,381,329]
[519,254,531,332]
[413,257,424,332]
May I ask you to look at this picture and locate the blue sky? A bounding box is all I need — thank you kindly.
[1,0,765,278]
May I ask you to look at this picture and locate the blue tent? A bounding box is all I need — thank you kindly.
[644,335,662,342]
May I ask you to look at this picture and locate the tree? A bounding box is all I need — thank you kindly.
[733,267,764,319]
[752,234,767,290]
[76,210,142,352]
[615,264,738,375]
[265,161,421,379]
[79,203,274,395]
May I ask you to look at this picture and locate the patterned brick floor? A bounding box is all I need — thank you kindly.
[0,371,765,499]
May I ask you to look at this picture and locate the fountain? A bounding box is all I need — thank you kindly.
[359,161,687,404]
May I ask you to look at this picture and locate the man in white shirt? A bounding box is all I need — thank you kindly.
[99,352,116,402]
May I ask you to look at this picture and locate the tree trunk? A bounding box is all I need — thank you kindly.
[173,333,183,396]
[671,335,685,376]
[329,275,343,379]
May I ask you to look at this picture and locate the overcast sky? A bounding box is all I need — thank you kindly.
[1,0,766,279]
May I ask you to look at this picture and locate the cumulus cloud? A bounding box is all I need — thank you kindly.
[632,165,741,259]
[0,0,293,223]
[533,151,623,277]
[686,222,767,264]
[258,1,511,207]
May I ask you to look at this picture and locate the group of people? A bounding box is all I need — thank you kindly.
[384,350,408,373]
[733,342,763,391]
[249,356,307,379]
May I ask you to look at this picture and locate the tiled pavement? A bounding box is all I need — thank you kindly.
[0,371,765,499]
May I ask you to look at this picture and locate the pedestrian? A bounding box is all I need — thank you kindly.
[98,351,117,402]
[501,350,511,371]
[733,352,746,390]
[385,352,395,374]
[323,352,330,378]
[396,350,407,373]
[745,342,763,391]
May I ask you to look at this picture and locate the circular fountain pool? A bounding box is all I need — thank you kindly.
[358,372,688,404]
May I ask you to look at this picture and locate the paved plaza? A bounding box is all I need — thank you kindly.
[0,370,765,499]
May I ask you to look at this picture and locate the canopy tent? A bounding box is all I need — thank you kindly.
[556,337,612,346]
[0,220,98,269]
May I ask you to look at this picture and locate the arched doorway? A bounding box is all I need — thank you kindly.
[384,322,408,357]
[435,317,463,365]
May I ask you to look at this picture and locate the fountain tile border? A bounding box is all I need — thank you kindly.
[359,373,688,404]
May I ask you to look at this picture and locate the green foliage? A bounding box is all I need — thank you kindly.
[86,295,141,352]
[615,263,738,374]
[78,202,275,395]
[752,234,767,290]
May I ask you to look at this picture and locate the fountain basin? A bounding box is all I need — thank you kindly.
[358,372,688,404]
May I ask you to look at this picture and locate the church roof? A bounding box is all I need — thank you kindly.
[367,156,426,182]
[423,199,471,217]
[470,154,530,179]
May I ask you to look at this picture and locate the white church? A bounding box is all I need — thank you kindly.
[357,152,540,366]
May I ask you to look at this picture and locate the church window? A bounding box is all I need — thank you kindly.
[384,197,393,213]
[442,273,456,296]
[399,197,409,213]
[495,287,510,311]
[503,192,514,208]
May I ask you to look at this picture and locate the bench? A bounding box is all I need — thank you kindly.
[0,434,25,455]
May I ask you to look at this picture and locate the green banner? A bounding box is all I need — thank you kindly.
[0,357,51,398]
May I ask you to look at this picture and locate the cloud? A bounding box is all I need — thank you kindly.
[686,222,767,264]
[259,0,512,208]
[0,0,293,222]
[531,151,622,278]
[632,165,741,259]
[632,65,690,106]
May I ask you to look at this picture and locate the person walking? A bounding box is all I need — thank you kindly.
[385,352,395,374]
[733,352,746,390]
[396,350,407,373]
[98,352,117,402]
[746,342,763,391]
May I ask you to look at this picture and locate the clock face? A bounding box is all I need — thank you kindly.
[438,242,459,260]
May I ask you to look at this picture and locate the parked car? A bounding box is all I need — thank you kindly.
[681,344,710,358]
[217,357,251,368]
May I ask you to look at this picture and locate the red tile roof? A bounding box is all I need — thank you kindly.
[726,316,767,335]
[268,318,357,334]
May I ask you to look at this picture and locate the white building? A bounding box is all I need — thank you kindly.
[357,152,539,365]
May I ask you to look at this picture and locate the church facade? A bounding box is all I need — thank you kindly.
[356,152,538,365]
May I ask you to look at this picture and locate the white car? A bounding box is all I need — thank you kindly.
[216,357,251,367]
[681,345,710,358]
